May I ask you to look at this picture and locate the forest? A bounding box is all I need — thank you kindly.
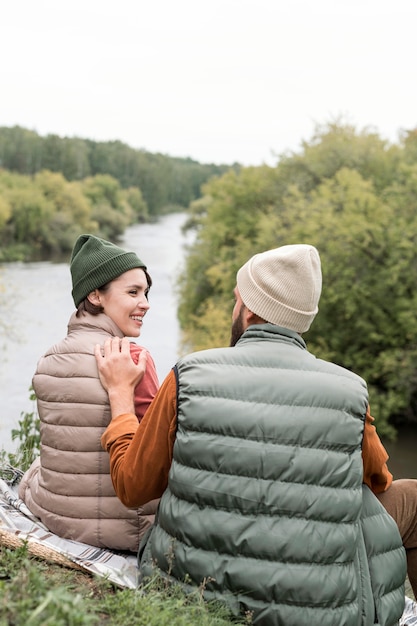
[178,121,417,436]
[1,121,417,435]
[0,126,234,261]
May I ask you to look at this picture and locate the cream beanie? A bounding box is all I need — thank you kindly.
[236,244,322,333]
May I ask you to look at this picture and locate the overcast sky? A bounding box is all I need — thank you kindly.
[2,0,417,166]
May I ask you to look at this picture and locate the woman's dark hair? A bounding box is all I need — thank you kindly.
[76,268,152,317]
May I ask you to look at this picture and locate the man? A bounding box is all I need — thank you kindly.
[96,244,406,626]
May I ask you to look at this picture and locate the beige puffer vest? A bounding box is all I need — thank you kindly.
[19,311,158,552]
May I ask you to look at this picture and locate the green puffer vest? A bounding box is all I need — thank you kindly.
[141,324,406,625]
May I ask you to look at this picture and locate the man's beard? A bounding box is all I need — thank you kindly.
[229,304,245,347]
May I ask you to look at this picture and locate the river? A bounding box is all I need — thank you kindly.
[0,212,191,453]
[0,214,416,478]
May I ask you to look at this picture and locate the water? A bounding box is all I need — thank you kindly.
[382,427,417,479]
[0,212,191,453]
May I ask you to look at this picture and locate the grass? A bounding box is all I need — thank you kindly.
[0,543,250,626]
[0,546,413,626]
[1,544,412,626]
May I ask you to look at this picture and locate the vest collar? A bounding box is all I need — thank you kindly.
[237,322,307,350]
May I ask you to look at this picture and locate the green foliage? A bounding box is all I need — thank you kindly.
[0,169,150,261]
[81,174,133,240]
[0,544,250,625]
[0,194,10,229]
[178,121,417,436]
[123,186,148,222]
[0,126,234,216]
[0,125,237,259]
[0,544,99,626]
[178,166,279,351]
[99,573,251,626]
[86,141,234,217]
[1,388,40,472]
[82,174,123,209]
[290,121,402,193]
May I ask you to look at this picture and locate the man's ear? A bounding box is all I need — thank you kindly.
[87,290,101,306]
[246,309,266,325]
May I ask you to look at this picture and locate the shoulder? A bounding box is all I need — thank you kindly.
[129,342,157,370]
[178,346,231,367]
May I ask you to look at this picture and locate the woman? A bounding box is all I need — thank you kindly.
[19,234,159,552]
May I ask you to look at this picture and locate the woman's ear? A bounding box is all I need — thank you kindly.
[87,290,101,306]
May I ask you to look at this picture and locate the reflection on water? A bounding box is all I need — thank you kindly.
[382,426,417,479]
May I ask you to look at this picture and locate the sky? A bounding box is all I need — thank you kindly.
[2,0,417,166]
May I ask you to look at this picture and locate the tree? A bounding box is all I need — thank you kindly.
[82,174,133,239]
[178,165,278,351]
[0,126,234,217]
[177,122,417,436]
[0,169,97,259]
[294,167,417,437]
[0,195,11,229]
[6,186,55,247]
[123,187,148,222]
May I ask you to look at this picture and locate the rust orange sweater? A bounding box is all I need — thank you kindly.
[101,370,393,508]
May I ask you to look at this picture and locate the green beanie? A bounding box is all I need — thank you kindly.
[70,234,147,307]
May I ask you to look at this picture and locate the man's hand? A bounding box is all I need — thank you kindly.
[94,337,147,418]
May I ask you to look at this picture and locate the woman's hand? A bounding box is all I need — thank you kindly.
[95,337,147,417]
